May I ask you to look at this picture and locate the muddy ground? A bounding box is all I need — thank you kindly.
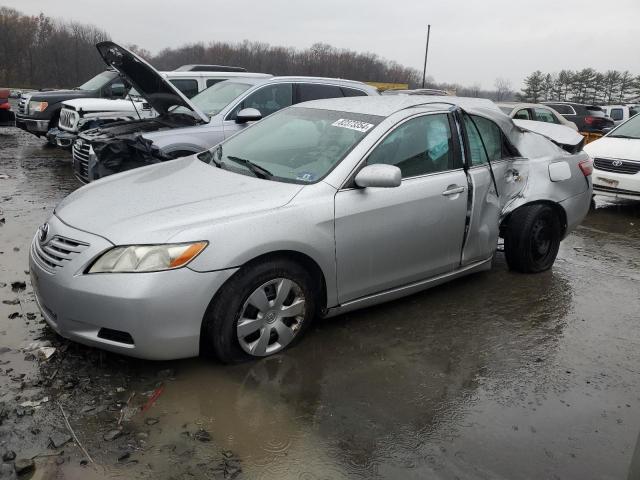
[1,124,639,480]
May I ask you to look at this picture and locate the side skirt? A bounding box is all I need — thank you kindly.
[323,256,493,318]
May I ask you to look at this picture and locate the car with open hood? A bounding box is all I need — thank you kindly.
[30,95,592,362]
[54,70,271,148]
[72,42,378,183]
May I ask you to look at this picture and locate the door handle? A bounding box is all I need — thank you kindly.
[442,186,465,196]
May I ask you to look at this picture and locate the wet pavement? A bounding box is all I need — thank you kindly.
[1,125,639,479]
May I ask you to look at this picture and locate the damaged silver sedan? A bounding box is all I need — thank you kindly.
[30,96,592,362]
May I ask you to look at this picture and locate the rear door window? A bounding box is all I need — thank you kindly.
[463,115,514,166]
[296,84,344,103]
[170,79,199,98]
[534,108,561,124]
[514,109,531,120]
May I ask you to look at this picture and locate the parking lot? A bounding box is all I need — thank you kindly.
[0,122,639,478]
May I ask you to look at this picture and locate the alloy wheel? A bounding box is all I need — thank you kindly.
[236,278,306,356]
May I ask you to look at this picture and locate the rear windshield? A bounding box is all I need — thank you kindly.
[77,71,117,91]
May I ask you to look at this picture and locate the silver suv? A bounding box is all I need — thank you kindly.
[73,42,377,183]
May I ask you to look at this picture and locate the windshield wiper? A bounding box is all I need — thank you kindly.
[225,155,273,179]
[607,134,638,139]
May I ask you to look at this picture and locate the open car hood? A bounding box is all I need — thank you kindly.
[96,41,209,123]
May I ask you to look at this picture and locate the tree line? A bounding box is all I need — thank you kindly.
[519,69,639,105]
[0,7,109,89]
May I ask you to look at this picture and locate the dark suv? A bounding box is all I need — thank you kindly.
[15,70,129,142]
[542,102,614,133]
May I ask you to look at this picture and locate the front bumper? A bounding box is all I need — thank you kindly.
[0,109,15,127]
[29,214,237,360]
[46,128,76,148]
[592,169,640,200]
[15,114,49,134]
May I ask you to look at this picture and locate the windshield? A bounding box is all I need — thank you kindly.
[174,81,252,117]
[607,114,640,139]
[77,71,117,91]
[199,107,383,184]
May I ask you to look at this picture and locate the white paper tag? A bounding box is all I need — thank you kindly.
[331,118,374,133]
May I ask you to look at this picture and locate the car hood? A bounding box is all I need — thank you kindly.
[62,98,144,112]
[584,136,640,160]
[24,90,94,103]
[55,156,303,244]
[96,41,209,123]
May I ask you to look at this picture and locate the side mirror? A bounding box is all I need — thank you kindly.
[236,108,262,124]
[109,82,126,97]
[354,164,401,188]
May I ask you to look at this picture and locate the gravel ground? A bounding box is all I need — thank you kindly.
[1,125,639,479]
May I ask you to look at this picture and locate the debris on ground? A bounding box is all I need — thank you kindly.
[13,458,34,475]
[10,281,25,292]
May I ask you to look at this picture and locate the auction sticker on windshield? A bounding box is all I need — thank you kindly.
[331,118,375,132]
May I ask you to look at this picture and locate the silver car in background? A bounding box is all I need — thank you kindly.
[30,96,593,362]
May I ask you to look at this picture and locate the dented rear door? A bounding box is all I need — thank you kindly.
[458,113,528,265]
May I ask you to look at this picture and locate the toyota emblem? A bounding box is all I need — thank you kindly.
[38,223,49,243]
[612,160,623,167]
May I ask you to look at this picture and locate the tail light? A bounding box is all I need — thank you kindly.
[584,116,596,125]
[579,158,593,176]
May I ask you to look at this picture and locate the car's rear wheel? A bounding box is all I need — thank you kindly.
[504,204,562,273]
[203,258,318,363]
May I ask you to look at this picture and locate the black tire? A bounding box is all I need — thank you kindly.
[504,204,562,273]
[202,258,319,363]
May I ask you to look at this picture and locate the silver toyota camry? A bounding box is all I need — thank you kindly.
[30,96,593,362]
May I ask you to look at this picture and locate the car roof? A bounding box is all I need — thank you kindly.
[297,95,500,117]
[162,71,271,79]
[215,75,378,93]
[497,102,550,109]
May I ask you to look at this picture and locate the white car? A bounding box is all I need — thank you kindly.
[584,113,640,200]
[601,105,640,126]
[497,102,578,131]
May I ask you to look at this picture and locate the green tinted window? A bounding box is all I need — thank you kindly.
[464,115,504,165]
[367,114,455,178]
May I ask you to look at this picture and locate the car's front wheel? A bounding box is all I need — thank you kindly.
[504,204,562,273]
[203,258,318,363]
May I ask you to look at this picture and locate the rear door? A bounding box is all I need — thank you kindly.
[334,113,468,303]
[459,112,524,265]
[222,83,293,138]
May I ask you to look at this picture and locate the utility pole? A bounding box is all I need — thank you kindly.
[421,25,431,89]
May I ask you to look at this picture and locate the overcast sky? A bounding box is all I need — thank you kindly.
[4,0,640,89]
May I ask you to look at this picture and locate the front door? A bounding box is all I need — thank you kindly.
[334,113,468,303]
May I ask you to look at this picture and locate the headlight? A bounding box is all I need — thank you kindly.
[28,101,48,113]
[88,242,208,273]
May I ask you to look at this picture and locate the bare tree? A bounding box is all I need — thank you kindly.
[494,78,513,101]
